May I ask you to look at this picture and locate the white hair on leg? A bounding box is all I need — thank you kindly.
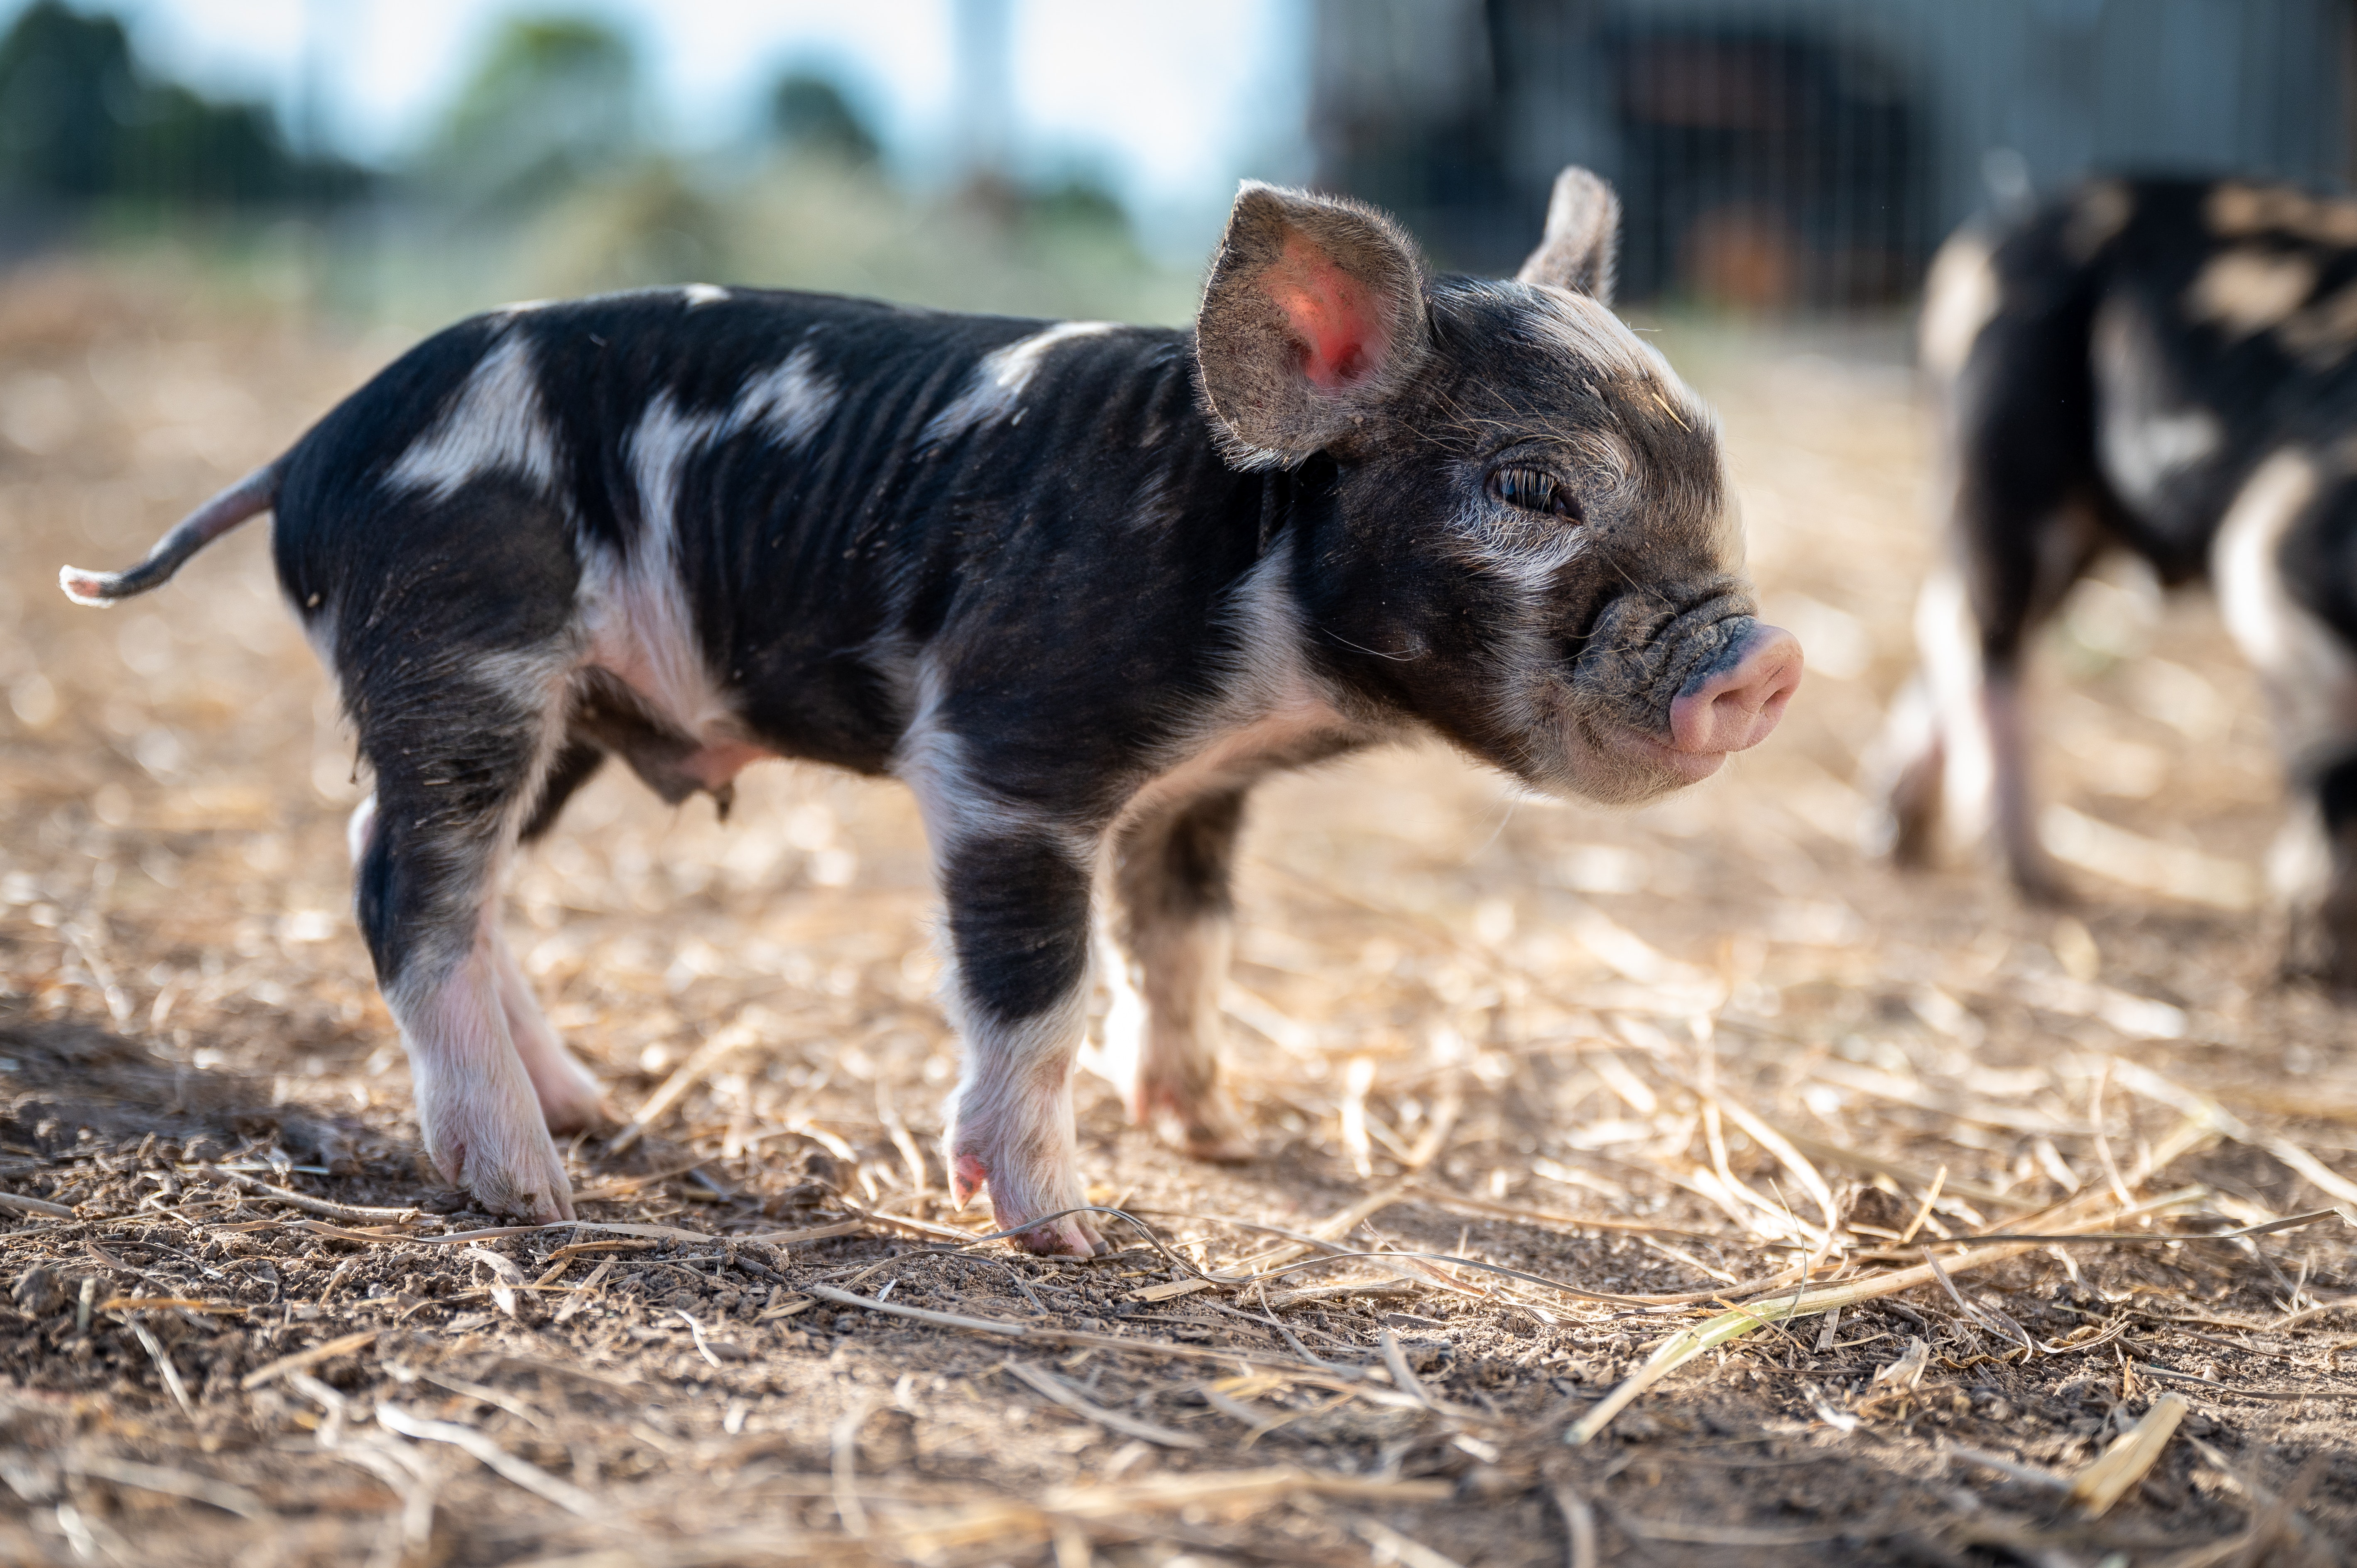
[1980,666,2063,899]
[367,645,588,1222]
[1080,917,1146,1102]
[384,940,574,1221]
[1122,904,1247,1160]
[1862,564,1994,864]
[487,922,603,1134]
[2210,447,2357,971]
[939,985,1097,1254]
[1916,566,1996,851]
[346,793,379,867]
[2214,450,2343,771]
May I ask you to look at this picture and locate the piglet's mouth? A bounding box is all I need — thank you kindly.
[1608,727,1733,783]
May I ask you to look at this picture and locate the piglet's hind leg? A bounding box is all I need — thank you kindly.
[1108,791,1252,1162]
[350,720,578,1221]
[489,925,605,1134]
[394,937,576,1220]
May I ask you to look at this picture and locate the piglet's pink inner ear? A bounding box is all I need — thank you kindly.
[1196,181,1429,461]
[1261,235,1394,390]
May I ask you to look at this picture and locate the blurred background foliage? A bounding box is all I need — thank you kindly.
[0,0,1195,333]
[0,0,2350,336]
[0,1,361,211]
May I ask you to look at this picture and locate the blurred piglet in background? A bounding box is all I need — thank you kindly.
[60,166,1800,1250]
[1879,177,2357,987]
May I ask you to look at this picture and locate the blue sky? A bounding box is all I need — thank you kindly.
[6,0,1312,251]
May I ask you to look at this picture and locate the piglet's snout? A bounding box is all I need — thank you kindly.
[1669,623,1802,755]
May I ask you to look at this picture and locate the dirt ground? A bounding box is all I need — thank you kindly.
[2,266,2355,1567]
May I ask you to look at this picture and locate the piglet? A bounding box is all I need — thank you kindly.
[62,167,1800,1251]
[1879,177,2357,985]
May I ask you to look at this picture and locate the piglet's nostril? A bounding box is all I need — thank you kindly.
[1668,624,1803,755]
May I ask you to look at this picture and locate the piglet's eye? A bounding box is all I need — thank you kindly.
[1488,466,1583,522]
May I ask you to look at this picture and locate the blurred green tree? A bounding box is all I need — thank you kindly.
[0,0,361,207]
[0,1,135,199]
[1029,173,1129,236]
[423,16,641,211]
[767,71,880,169]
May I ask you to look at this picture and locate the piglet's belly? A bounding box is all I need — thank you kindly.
[571,664,772,807]
[677,738,769,791]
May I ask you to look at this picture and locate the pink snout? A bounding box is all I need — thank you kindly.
[1669,623,1803,757]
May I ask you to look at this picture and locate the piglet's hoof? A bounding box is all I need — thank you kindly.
[419,1081,577,1223]
[444,1142,575,1223]
[538,1088,613,1139]
[1139,1085,1255,1165]
[950,1154,1105,1257]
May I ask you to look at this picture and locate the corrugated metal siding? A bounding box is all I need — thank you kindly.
[1313,0,2352,304]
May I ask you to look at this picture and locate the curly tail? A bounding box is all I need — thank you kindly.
[59,461,282,607]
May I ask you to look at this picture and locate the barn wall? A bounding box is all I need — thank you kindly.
[1312,0,2353,304]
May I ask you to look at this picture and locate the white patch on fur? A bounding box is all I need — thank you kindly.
[681,284,730,308]
[1110,551,1364,842]
[2208,183,2357,245]
[2211,448,2357,908]
[576,353,840,747]
[2063,180,2132,261]
[2278,281,2357,369]
[923,321,1118,444]
[2105,409,2222,509]
[345,793,378,867]
[576,394,735,745]
[387,335,563,502]
[2213,449,2353,769]
[473,644,583,716]
[1918,231,1999,380]
[2093,299,2222,510]
[733,343,838,449]
[892,655,1078,869]
[1912,564,1996,848]
[2186,247,2319,338]
[1524,284,1650,384]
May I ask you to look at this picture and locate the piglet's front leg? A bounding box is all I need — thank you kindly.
[938,832,1104,1256]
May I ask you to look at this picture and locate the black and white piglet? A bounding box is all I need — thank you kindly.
[63,168,1801,1252]
[1881,176,2357,983]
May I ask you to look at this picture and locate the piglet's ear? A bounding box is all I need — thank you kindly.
[1517,166,1622,305]
[1196,182,1429,463]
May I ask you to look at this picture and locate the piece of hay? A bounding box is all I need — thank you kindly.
[240,1328,381,1391]
[1003,1358,1205,1449]
[2068,1394,2188,1516]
